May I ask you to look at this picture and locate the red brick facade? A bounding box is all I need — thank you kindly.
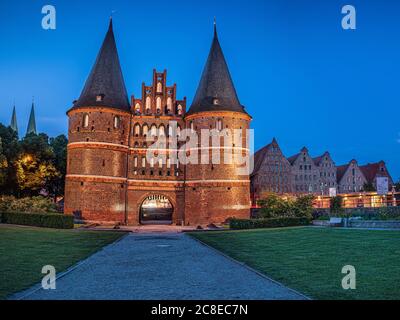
[65,71,251,226]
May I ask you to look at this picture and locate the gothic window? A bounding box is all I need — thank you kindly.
[167,97,172,113]
[141,157,146,167]
[145,96,151,112]
[156,97,162,113]
[150,124,157,137]
[150,158,154,168]
[157,82,162,93]
[113,116,120,129]
[82,114,89,128]
[177,104,183,115]
[158,158,163,168]
[167,158,171,168]
[159,124,165,136]
[133,156,138,167]
[134,123,141,137]
[168,125,173,137]
[142,124,149,137]
[135,103,141,114]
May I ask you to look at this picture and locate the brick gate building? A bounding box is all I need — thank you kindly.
[64,20,252,226]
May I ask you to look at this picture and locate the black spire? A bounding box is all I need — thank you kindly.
[72,19,130,111]
[187,20,247,115]
[26,101,37,135]
[10,104,18,136]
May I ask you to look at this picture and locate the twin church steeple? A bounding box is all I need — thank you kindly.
[9,100,37,137]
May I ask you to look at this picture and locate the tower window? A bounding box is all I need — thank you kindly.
[177,104,183,115]
[113,116,120,129]
[216,119,222,131]
[157,82,162,93]
[82,114,89,128]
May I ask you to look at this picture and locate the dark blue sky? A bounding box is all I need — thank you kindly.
[0,0,399,181]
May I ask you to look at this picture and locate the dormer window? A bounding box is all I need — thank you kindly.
[96,94,105,102]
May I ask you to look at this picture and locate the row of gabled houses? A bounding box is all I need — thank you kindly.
[251,138,394,201]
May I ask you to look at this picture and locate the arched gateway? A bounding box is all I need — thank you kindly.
[140,195,173,225]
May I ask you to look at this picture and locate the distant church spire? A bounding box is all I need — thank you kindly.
[10,103,18,136]
[187,20,247,115]
[72,18,130,111]
[26,100,37,135]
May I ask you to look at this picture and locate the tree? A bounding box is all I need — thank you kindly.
[395,181,400,192]
[330,195,344,215]
[16,133,61,197]
[0,124,20,194]
[49,135,68,198]
[0,137,8,186]
[363,182,376,192]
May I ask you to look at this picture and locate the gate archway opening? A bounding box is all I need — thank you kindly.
[140,195,173,225]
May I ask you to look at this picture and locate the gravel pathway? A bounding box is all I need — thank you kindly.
[15,233,306,300]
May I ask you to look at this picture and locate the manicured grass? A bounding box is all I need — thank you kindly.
[0,225,126,299]
[189,227,400,300]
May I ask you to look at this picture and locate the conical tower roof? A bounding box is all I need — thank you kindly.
[26,102,37,135]
[187,22,247,115]
[10,105,18,136]
[72,19,130,111]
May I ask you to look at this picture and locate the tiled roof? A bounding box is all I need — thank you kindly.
[187,23,247,116]
[72,19,130,111]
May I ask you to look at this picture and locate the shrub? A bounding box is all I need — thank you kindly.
[230,217,310,230]
[0,195,57,213]
[258,194,314,219]
[1,212,74,229]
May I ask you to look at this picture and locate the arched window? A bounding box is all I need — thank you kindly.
[168,125,173,137]
[177,104,183,115]
[133,156,138,167]
[158,158,163,168]
[159,125,165,136]
[156,97,161,113]
[141,157,146,167]
[157,82,162,93]
[134,141,139,148]
[142,124,149,137]
[134,124,141,137]
[150,157,154,168]
[167,158,171,168]
[135,103,141,114]
[145,96,151,112]
[150,124,157,137]
[113,116,120,129]
[216,119,222,131]
[167,97,172,113]
[83,114,89,128]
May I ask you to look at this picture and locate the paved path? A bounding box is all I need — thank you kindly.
[15,233,306,300]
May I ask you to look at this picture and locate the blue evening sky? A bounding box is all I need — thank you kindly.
[0,0,399,181]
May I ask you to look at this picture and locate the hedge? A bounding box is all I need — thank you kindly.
[1,212,74,229]
[230,217,311,230]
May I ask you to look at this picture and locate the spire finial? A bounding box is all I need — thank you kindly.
[213,17,217,37]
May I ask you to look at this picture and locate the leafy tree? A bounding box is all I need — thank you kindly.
[49,135,68,197]
[395,181,400,192]
[330,195,344,215]
[293,195,315,219]
[363,182,376,192]
[0,124,20,194]
[0,138,8,186]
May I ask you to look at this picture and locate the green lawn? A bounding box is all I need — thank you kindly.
[0,225,126,299]
[189,227,400,300]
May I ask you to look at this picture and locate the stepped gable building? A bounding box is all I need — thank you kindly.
[312,151,337,195]
[336,159,367,193]
[64,19,251,226]
[359,161,393,190]
[251,138,292,203]
[288,147,321,194]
